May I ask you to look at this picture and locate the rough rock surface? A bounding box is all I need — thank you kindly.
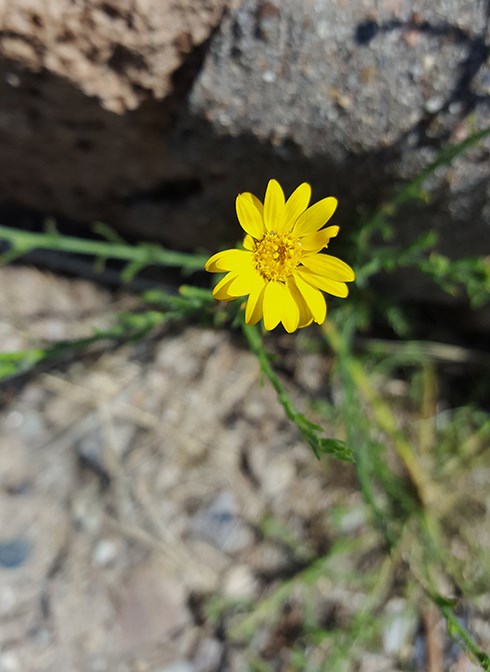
[0,0,228,245]
[188,0,490,256]
[0,0,227,112]
[0,0,489,302]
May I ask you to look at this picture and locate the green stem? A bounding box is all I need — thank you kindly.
[242,322,353,462]
[358,125,490,248]
[0,311,167,382]
[435,598,490,671]
[0,225,207,272]
[391,126,490,210]
[322,319,490,669]
[242,322,300,423]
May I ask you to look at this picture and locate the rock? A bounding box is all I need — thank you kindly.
[189,490,254,554]
[115,563,191,651]
[91,538,119,567]
[0,1,489,329]
[222,563,258,600]
[0,538,31,568]
[0,0,227,244]
[0,0,227,113]
[186,0,490,315]
[357,652,398,672]
[247,540,290,576]
[0,652,21,672]
[192,638,223,672]
[382,598,418,658]
[335,504,368,534]
[0,0,488,291]
[157,663,195,672]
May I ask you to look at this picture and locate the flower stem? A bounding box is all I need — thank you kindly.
[0,225,208,275]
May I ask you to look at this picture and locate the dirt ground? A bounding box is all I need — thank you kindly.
[0,267,487,672]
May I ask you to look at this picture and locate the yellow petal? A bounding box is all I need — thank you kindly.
[242,192,264,217]
[296,268,349,298]
[292,273,327,324]
[262,281,284,330]
[293,197,337,237]
[213,272,238,301]
[243,235,255,251]
[245,277,266,324]
[263,179,286,233]
[280,284,300,333]
[205,249,253,273]
[236,193,264,239]
[300,226,339,252]
[284,183,311,231]
[301,254,355,282]
[227,269,263,297]
[287,277,313,328]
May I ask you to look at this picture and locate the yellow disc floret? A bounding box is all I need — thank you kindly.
[253,232,302,282]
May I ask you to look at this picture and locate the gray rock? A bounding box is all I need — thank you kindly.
[193,638,223,672]
[222,563,258,600]
[0,0,489,315]
[189,490,254,553]
[158,663,196,672]
[0,538,30,568]
[382,598,418,657]
[185,0,490,263]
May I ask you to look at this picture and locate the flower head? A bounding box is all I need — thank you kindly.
[205,179,355,332]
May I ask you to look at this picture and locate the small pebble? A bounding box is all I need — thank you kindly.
[223,564,257,600]
[0,587,16,612]
[382,598,417,656]
[5,411,23,429]
[190,491,253,553]
[193,638,223,672]
[335,505,367,533]
[92,539,118,567]
[0,538,30,568]
[89,656,109,672]
[424,96,445,114]
[5,73,21,88]
[157,662,195,672]
[0,652,21,672]
[262,70,276,83]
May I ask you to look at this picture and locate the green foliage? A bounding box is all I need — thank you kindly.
[243,322,355,463]
[354,125,490,312]
[0,221,207,274]
[420,252,490,307]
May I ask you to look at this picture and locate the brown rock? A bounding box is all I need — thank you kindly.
[0,0,227,244]
[1,0,227,112]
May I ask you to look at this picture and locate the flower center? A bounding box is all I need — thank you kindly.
[253,232,302,282]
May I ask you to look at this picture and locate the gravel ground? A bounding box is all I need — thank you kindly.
[0,267,487,672]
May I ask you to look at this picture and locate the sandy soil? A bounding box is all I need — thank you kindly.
[0,267,486,672]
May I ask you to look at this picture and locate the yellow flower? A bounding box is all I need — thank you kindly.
[205,179,355,333]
